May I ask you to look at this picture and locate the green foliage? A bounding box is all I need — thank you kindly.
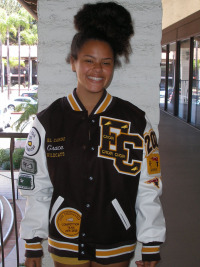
[0,147,25,170]
[21,26,38,45]
[0,8,7,41]
[0,148,10,166]
[3,57,25,67]
[0,0,21,15]
[193,59,200,70]
[13,147,25,169]
[0,2,37,45]
[13,102,38,132]
[2,161,11,170]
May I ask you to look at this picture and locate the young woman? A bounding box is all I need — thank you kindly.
[18,2,166,267]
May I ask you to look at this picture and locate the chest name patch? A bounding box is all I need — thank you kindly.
[46,136,66,158]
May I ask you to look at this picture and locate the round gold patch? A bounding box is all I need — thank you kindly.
[55,208,82,239]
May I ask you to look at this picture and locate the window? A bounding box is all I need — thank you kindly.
[167,43,176,114]
[178,39,190,121]
[191,36,200,129]
[160,45,167,109]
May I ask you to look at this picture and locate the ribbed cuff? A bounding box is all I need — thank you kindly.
[25,237,43,258]
[142,242,162,262]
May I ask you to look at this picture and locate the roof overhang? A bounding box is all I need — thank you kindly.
[17,0,38,20]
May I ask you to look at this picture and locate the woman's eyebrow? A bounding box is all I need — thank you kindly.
[83,55,113,60]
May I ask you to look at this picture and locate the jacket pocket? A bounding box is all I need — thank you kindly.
[112,198,131,230]
[50,196,64,223]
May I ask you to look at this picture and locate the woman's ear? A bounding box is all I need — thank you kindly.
[70,56,76,72]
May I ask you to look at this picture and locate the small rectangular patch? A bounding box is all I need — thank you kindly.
[18,173,35,190]
[21,157,37,174]
[147,153,161,175]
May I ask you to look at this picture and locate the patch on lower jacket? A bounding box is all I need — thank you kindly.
[55,208,82,239]
[18,173,35,190]
[145,177,160,188]
[25,127,41,156]
[147,153,160,174]
[21,157,37,174]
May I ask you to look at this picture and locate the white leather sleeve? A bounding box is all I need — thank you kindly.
[19,117,53,240]
[135,116,166,243]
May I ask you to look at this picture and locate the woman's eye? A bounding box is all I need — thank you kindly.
[103,62,111,66]
[85,59,93,63]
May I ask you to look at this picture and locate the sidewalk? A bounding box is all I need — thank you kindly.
[0,171,22,200]
[0,171,26,267]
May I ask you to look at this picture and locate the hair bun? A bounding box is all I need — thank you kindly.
[74,2,133,37]
[69,2,134,66]
[74,2,134,60]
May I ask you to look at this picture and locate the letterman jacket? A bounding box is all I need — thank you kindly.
[18,89,166,264]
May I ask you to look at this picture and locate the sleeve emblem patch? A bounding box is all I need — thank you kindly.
[21,157,37,174]
[18,173,35,190]
[147,153,160,174]
[25,127,41,156]
[55,208,82,239]
[145,177,160,188]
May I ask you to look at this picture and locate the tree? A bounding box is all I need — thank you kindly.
[0,0,21,15]
[10,9,29,95]
[12,101,38,132]
[0,1,38,96]
[0,0,19,98]
[21,22,38,89]
[0,8,7,92]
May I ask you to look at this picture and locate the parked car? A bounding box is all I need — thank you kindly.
[30,85,38,91]
[21,91,38,100]
[0,106,11,132]
[7,97,37,111]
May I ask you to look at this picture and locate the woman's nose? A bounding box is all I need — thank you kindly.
[93,62,102,72]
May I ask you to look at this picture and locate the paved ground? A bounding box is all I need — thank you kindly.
[158,111,200,266]
[0,171,26,267]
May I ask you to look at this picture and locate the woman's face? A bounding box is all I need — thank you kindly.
[71,39,114,96]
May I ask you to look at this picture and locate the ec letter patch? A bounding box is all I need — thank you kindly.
[98,116,143,176]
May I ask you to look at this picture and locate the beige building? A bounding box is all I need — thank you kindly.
[161,0,200,129]
[162,0,200,29]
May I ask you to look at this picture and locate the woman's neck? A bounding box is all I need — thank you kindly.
[76,89,104,115]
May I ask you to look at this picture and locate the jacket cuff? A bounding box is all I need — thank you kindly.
[25,237,43,258]
[142,242,162,262]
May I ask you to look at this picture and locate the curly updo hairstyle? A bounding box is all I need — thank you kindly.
[67,2,134,67]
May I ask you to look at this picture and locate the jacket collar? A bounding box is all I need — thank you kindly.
[67,89,113,115]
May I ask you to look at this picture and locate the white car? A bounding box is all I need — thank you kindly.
[0,106,11,132]
[7,96,37,111]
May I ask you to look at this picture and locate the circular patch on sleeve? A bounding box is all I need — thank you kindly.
[25,127,41,156]
[55,208,82,239]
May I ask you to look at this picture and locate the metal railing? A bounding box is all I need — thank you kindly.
[0,132,28,267]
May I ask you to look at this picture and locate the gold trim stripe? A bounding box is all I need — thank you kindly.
[96,244,136,258]
[95,93,112,114]
[68,94,81,111]
[25,242,42,250]
[142,246,160,254]
[48,238,78,252]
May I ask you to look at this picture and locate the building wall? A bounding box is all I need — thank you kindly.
[37,0,162,266]
[162,0,200,29]
[37,0,162,132]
